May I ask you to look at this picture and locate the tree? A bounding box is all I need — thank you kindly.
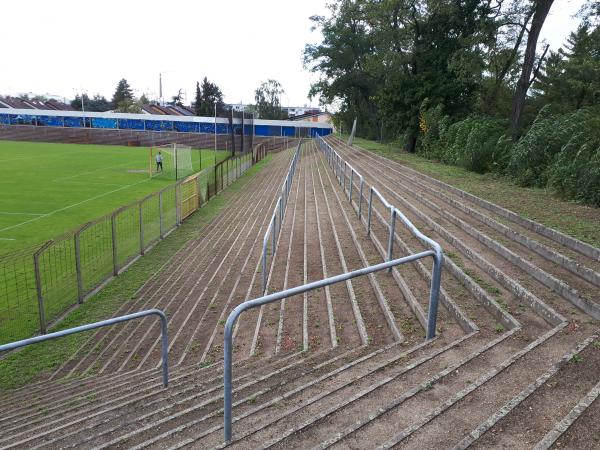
[111,79,134,109]
[71,93,111,112]
[305,0,497,150]
[195,77,224,116]
[71,94,88,111]
[535,25,600,111]
[114,98,142,113]
[478,2,535,116]
[194,82,202,116]
[509,0,554,137]
[254,79,287,120]
[170,89,184,107]
[304,1,378,138]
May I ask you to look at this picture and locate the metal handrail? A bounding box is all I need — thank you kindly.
[223,252,434,441]
[260,141,303,293]
[0,309,169,387]
[316,135,443,339]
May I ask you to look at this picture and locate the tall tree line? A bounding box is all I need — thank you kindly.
[305,0,600,205]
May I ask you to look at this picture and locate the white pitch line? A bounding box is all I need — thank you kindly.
[58,180,126,187]
[0,178,150,233]
[0,212,45,216]
[52,162,136,182]
[0,238,16,241]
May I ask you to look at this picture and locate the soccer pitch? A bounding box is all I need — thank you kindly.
[0,140,228,253]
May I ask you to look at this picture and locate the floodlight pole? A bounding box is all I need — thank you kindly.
[214,102,217,166]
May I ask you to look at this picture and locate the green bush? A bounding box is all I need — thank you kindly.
[547,114,600,206]
[507,105,589,186]
[415,102,600,206]
[418,102,507,172]
[507,105,600,205]
[437,117,506,173]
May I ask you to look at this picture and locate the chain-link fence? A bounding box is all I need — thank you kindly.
[0,150,258,345]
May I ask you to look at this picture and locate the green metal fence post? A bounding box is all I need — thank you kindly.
[33,241,52,334]
[139,202,145,255]
[111,211,119,276]
[74,224,90,303]
[159,191,164,239]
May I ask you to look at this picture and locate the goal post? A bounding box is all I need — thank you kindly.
[149,144,194,180]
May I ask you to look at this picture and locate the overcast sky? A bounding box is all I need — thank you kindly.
[0,0,586,108]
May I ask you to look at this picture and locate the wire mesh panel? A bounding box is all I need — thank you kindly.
[206,167,216,200]
[37,236,78,326]
[0,249,39,343]
[0,143,258,344]
[78,218,114,295]
[197,170,209,207]
[141,193,161,249]
[180,176,199,220]
[161,186,178,233]
[114,206,142,269]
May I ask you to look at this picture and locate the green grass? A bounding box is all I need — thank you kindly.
[0,154,272,390]
[346,135,600,248]
[0,140,229,253]
[0,141,233,345]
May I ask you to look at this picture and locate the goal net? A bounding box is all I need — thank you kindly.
[150,144,194,180]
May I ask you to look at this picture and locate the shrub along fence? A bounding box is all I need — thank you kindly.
[0,149,262,345]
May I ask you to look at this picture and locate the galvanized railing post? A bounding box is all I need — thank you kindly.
[387,208,396,273]
[367,187,374,235]
[111,211,119,276]
[427,246,443,339]
[349,169,354,202]
[262,235,268,294]
[223,315,235,441]
[272,214,277,251]
[0,309,170,387]
[278,197,283,231]
[222,251,435,442]
[358,177,364,220]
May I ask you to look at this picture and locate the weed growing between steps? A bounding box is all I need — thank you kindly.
[0,155,273,391]
[346,136,600,248]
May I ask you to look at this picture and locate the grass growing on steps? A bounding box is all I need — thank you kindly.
[0,155,273,391]
[347,135,600,249]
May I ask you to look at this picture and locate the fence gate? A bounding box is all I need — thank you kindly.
[180,175,199,220]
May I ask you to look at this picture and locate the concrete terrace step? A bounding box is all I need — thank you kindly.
[540,379,600,449]
[455,334,599,449]
[1,138,598,450]
[50,149,295,380]
[332,139,600,316]
[0,345,350,449]
[0,343,310,436]
[23,340,431,449]
[135,332,466,449]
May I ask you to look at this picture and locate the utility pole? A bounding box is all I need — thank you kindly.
[214,101,217,166]
[159,73,163,106]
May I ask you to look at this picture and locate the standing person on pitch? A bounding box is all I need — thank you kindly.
[156,151,163,173]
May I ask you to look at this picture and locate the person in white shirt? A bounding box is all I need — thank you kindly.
[156,151,163,173]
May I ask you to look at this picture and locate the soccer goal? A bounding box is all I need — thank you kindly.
[150,144,194,180]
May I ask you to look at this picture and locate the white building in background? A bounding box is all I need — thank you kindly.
[283,106,321,118]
